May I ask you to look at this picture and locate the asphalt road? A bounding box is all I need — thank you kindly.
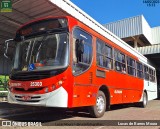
[0,98,160,129]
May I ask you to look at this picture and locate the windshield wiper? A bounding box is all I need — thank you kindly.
[25,41,32,63]
[35,35,47,62]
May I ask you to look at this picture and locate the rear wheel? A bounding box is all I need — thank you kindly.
[89,91,106,118]
[139,92,148,108]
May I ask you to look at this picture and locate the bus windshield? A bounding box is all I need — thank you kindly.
[13,33,69,72]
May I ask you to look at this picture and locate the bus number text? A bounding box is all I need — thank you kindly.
[30,82,42,87]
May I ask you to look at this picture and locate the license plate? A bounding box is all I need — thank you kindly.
[22,96,31,101]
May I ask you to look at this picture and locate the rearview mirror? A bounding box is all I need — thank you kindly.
[4,39,14,59]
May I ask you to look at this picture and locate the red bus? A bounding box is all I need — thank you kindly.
[5,16,157,117]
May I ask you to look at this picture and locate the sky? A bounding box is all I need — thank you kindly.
[71,0,160,27]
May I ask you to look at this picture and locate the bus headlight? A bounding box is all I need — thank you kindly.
[52,85,56,91]
[58,80,63,85]
[44,87,48,93]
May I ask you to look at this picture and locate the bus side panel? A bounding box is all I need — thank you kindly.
[72,85,97,107]
[143,80,157,101]
[122,90,142,103]
[109,87,123,105]
[104,70,143,104]
[122,75,144,103]
[122,90,134,103]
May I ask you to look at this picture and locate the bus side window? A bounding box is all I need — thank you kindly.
[136,62,143,78]
[149,68,152,81]
[149,68,155,82]
[127,57,136,76]
[114,50,126,73]
[72,28,92,75]
[153,70,156,82]
[96,39,113,69]
[144,66,149,80]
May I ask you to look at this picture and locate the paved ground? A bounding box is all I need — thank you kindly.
[0,98,160,129]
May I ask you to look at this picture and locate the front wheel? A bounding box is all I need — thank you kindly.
[89,91,106,118]
[139,92,148,108]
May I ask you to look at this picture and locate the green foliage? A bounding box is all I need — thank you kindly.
[0,75,9,91]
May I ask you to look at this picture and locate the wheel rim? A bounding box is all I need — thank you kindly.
[96,96,105,113]
[143,93,147,106]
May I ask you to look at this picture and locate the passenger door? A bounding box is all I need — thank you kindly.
[72,27,94,106]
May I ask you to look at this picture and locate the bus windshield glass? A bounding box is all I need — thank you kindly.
[13,33,69,72]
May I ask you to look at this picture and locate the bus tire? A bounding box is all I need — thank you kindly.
[89,91,106,118]
[139,92,148,108]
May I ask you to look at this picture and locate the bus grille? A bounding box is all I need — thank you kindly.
[16,100,40,103]
[15,95,41,103]
[15,87,44,92]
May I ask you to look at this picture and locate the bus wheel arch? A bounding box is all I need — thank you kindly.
[88,85,110,118]
[99,85,110,110]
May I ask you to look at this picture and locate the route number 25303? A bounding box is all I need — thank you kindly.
[30,82,42,87]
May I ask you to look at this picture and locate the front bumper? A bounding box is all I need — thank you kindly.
[8,87,68,107]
